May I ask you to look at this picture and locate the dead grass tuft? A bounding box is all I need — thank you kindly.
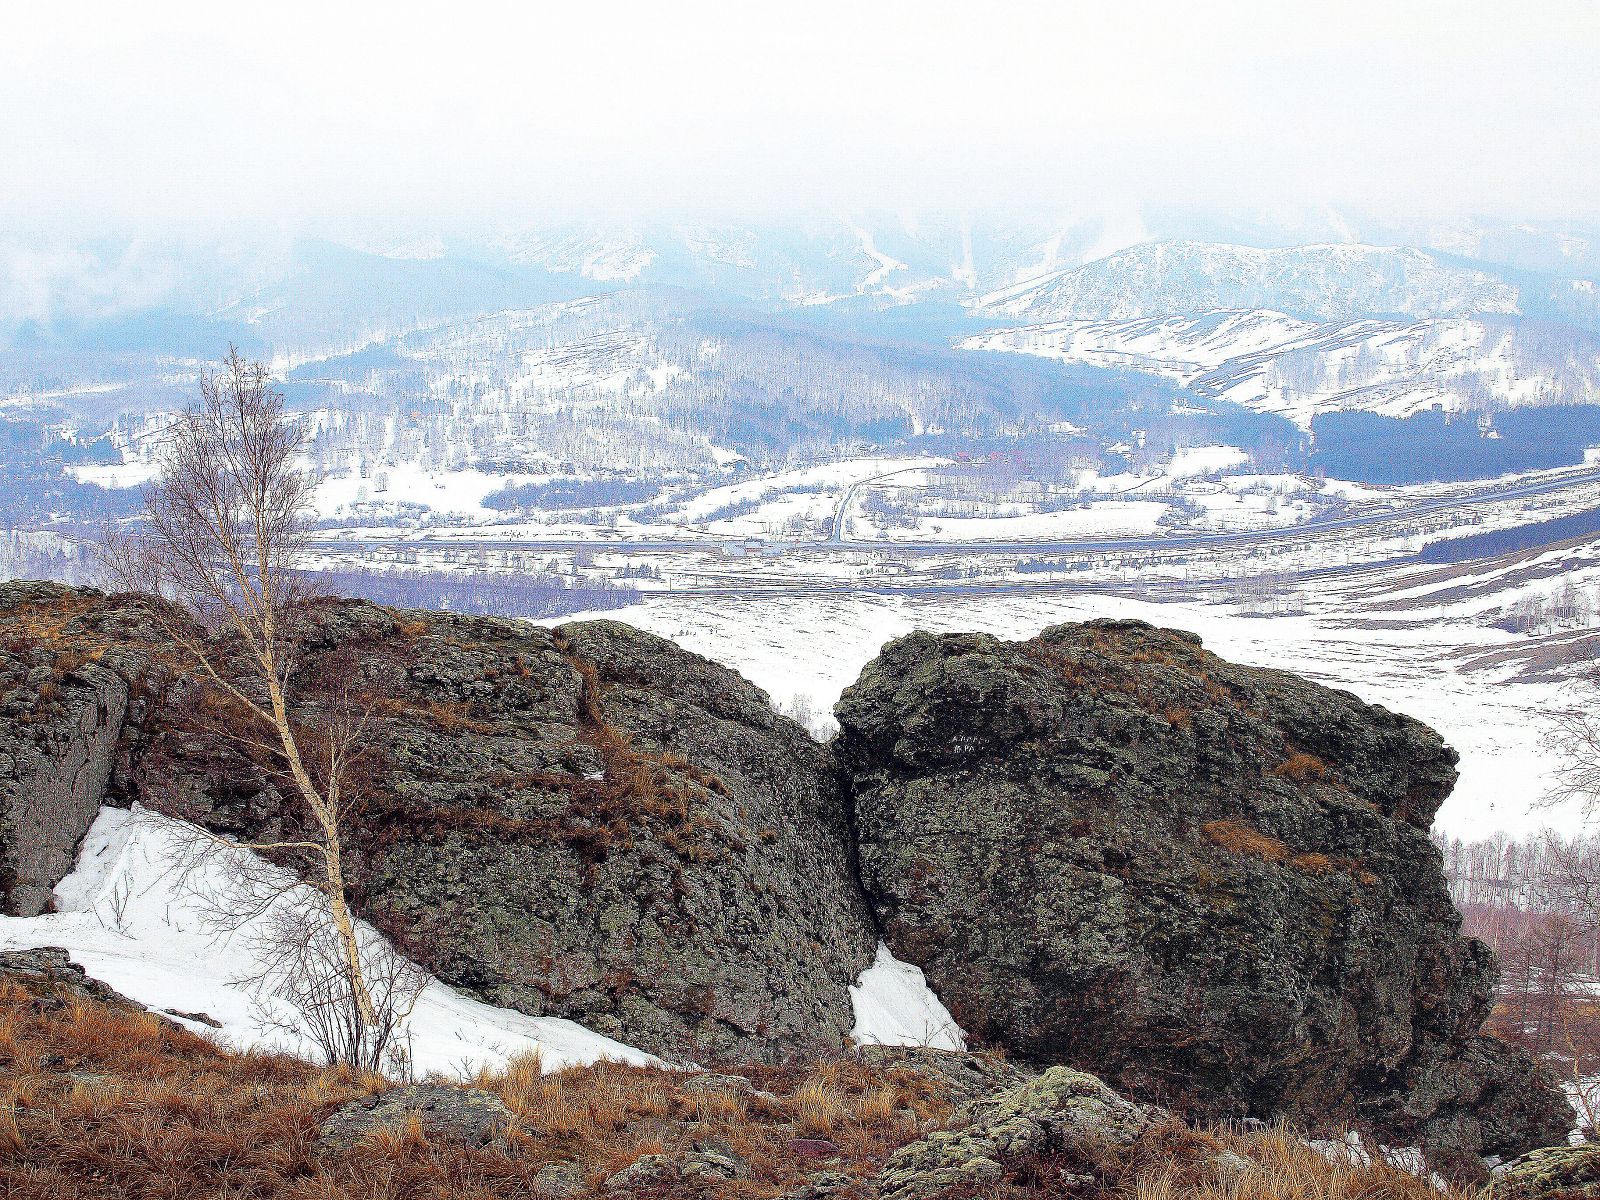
[1122,1121,1464,1200]
[1202,819,1293,864]
[1271,751,1329,783]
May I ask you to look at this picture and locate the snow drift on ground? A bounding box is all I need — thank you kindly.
[0,806,964,1072]
[0,806,657,1075]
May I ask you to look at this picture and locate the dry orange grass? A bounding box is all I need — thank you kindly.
[1202,819,1294,864]
[1201,820,1379,887]
[1271,751,1330,783]
[1122,1122,1479,1200]
[0,976,947,1199]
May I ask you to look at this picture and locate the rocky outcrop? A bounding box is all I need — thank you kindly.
[318,1084,514,1150]
[125,599,877,1063]
[873,1065,1164,1199]
[835,619,1571,1162]
[0,945,156,1013]
[0,582,164,916]
[0,583,1573,1166]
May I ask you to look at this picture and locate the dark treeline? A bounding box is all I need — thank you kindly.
[1311,405,1600,484]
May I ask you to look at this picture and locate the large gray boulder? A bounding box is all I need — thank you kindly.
[126,599,877,1063]
[835,619,1572,1163]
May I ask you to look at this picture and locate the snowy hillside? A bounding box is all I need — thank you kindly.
[972,240,1595,324]
[964,311,1600,428]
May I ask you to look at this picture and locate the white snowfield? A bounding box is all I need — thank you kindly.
[0,806,964,1073]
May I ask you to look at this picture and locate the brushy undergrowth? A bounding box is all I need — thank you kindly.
[0,976,1482,1199]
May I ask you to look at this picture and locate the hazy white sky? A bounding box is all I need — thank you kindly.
[2,0,1598,229]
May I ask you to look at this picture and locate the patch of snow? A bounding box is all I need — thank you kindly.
[1169,445,1248,478]
[0,806,658,1076]
[878,501,1168,542]
[67,462,161,489]
[849,943,966,1052]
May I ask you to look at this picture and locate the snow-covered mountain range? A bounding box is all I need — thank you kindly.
[964,310,1600,428]
[973,240,1600,326]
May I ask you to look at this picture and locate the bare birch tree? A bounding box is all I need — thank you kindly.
[1546,660,1600,825]
[101,347,418,1071]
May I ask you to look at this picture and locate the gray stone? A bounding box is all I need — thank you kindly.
[681,1149,747,1179]
[873,1066,1160,1199]
[601,1153,677,1192]
[854,1046,1036,1107]
[0,582,146,915]
[602,1146,748,1192]
[682,1070,759,1097]
[783,1169,855,1200]
[836,619,1573,1162]
[532,1160,584,1196]
[317,1083,514,1150]
[1211,1149,1255,1184]
[119,597,879,1063]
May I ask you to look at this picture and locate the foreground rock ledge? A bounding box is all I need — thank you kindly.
[835,618,1571,1162]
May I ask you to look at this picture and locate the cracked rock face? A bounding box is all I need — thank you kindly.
[835,619,1572,1162]
[0,582,166,916]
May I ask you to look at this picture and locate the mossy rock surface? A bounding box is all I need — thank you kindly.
[1492,1144,1600,1199]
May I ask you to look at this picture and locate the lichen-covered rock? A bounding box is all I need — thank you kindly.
[125,599,876,1063]
[1491,1144,1600,1199]
[532,1160,584,1196]
[318,1083,513,1149]
[602,1147,747,1192]
[836,619,1572,1161]
[854,1045,1037,1107]
[873,1066,1161,1199]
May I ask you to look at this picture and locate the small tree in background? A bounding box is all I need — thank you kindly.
[1546,659,1600,826]
[102,347,420,1072]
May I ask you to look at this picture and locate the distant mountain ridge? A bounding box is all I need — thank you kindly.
[965,309,1600,428]
[974,239,1600,326]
